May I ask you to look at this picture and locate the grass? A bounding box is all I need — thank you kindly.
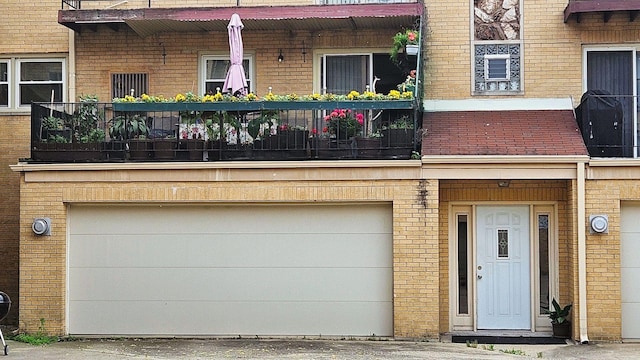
[10,318,58,346]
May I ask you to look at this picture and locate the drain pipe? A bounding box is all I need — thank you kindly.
[577,161,589,344]
[68,29,76,102]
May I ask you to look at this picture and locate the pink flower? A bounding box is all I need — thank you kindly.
[407,31,417,42]
[339,112,346,118]
[322,127,328,133]
[330,111,338,117]
[356,113,364,125]
[324,115,331,122]
[311,128,318,135]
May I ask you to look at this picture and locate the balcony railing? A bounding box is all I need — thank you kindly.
[62,0,416,10]
[29,101,420,163]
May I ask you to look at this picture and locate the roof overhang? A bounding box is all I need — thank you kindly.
[59,3,423,37]
[564,0,640,23]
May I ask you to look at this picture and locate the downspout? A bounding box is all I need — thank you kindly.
[577,161,589,344]
[68,29,76,102]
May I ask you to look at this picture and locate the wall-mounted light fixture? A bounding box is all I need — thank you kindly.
[160,42,167,64]
[32,217,51,236]
[497,180,511,188]
[589,214,609,234]
[278,49,284,63]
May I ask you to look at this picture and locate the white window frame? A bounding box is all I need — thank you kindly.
[15,58,66,109]
[316,51,375,94]
[200,54,254,95]
[485,54,510,81]
[0,59,10,108]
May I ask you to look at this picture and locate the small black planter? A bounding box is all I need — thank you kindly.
[552,321,571,339]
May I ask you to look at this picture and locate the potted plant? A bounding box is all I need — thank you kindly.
[324,108,364,140]
[72,95,106,161]
[547,298,572,338]
[109,114,150,160]
[390,29,420,64]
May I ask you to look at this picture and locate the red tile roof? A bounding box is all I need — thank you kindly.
[421,110,588,156]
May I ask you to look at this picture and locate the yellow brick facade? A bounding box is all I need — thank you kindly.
[437,180,575,334]
[424,0,640,104]
[17,167,440,338]
[73,27,397,101]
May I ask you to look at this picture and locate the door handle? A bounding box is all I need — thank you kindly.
[477,275,482,279]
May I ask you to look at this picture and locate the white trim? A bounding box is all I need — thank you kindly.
[16,58,66,108]
[0,59,10,108]
[422,98,574,112]
[199,53,254,95]
[484,55,510,81]
[577,162,589,343]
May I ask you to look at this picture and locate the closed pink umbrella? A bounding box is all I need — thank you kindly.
[222,13,248,96]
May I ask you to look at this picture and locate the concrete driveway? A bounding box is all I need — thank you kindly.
[3,338,640,360]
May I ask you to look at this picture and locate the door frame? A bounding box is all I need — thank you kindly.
[448,202,558,332]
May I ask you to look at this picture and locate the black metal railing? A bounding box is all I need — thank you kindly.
[29,101,420,163]
[62,0,151,9]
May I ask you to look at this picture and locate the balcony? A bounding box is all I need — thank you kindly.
[29,100,420,163]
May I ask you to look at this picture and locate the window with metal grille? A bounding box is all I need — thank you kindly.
[111,73,148,99]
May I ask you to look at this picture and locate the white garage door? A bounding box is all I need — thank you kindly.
[68,203,393,336]
[621,204,640,339]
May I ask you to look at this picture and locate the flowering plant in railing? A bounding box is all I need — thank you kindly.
[324,108,364,139]
[112,89,412,103]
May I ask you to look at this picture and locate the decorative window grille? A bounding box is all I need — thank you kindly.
[112,73,148,99]
[475,44,521,92]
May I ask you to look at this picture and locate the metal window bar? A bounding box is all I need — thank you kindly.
[112,73,148,99]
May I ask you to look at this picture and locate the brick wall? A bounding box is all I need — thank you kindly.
[74,27,398,101]
[18,171,440,338]
[424,0,640,103]
[437,179,572,333]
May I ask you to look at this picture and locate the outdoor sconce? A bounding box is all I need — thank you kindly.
[278,49,284,63]
[589,214,609,234]
[32,217,51,236]
[497,180,511,188]
[160,42,167,65]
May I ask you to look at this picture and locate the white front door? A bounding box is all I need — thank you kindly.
[477,206,531,329]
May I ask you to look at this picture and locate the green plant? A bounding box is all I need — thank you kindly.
[248,110,279,140]
[548,298,572,324]
[465,340,478,348]
[73,94,104,143]
[390,29,420,64]
[109,114,149,140]
[500,348,527,356]
[11,318,58,345]
[324,108,364,139]
[385,115,413,130]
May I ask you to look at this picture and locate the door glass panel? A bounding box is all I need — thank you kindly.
[497,229,508,258]
[457,214,469,314]
[538,214,550,313]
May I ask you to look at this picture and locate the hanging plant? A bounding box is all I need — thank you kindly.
[390,29,420,65]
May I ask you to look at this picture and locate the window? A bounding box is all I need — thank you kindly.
[17,59,64,107]
[112,73,148,99]
[0,61,8,107]
[472,0,522,94]
[201,56,252,95]
[474,44,521,92]
[319,52,410,95]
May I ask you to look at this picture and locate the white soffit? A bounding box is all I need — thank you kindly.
[422,98,574,112]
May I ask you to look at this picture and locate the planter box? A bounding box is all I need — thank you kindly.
[153,139,177,160]
[355,137,382,159]
[129,139,152,160]
[32,142,105,162]
[113,100,415,113]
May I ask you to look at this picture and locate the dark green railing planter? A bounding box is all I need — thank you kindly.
[112,100,415,112]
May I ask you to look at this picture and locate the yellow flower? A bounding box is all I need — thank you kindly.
[362,91,376,100]
[401,91,414,99]
[140,93,151,102]
[175,93,186,102]
[246,93,257,101]
[263,92,277,101]
[311,93,321,100]
[347,90,360,100]
[287,93,298,101]
[388,90,401,99]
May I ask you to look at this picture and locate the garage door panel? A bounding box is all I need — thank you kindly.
[69,204,393,336]
[70,234,392,268]
[70,300,392,336]
[70,205,392,235]
[621,204,640,339]
[621,234,640,265]
[622,303,640,339]
[70,267,392,302]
